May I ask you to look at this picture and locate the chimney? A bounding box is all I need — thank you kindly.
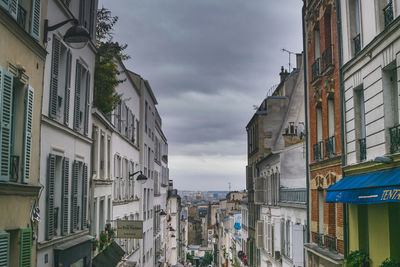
[280,66,289,83]
[296,53,303,70]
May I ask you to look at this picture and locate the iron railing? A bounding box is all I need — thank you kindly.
[325,235,337,252]
[280,188,307,203]
[325,135,336,157]
[389,124,400,154]
[311,58,320,82]
[353,34,361,55]
[359,138,366,161]
[17,5,26,29]
[321,45,333,72]
[384,1,394,28]
[10,155,19,181]
[313,141,324,161]
[314,232,324,247]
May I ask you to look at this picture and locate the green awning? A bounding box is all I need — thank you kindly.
[92,241,125,267]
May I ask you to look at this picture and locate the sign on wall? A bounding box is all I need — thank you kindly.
[117,220,143,239]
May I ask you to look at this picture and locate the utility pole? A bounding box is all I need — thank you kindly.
[281,48,295,72]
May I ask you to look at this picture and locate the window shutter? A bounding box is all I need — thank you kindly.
[8,0,17,19]
[19,228,32,267]
[292,224,304,266]
[0,67,13,181]
[71,161,79,232]
[30,0,41,40]
[256,220,264,249]
[0,232,9,267]
[22,86,34,183]
[83,71,90,136]
[73,61,81,131]
[49,36,60,118]
[0,0,8,11]
[64,50,71,125]
[81,163,88,229]
[61,157,69,235]
[46,154,56,240]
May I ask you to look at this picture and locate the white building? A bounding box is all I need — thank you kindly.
[166,185,181,266]
[37,0,97,266]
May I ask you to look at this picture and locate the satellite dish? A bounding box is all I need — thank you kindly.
[297,122,305,139]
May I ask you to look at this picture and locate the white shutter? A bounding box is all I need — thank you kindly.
[293,224,304,266]
[256,220,264,249]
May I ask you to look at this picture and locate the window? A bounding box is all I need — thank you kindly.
[0,228,32,267]
[349,0,361,55]
[318,189,324,234]
[354,86,366,161]
[79,0,95,38]
[49,35,72,125]
[145,101,148,133]
[326,98,336,156]
[314,25,320,61]
[0,67,34,184]
[73,60,90,135]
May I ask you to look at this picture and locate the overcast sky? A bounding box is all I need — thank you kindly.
[99,0,303,191]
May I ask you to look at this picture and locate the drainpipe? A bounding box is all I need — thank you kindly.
[301,0,310,246]
[335,0,348,258]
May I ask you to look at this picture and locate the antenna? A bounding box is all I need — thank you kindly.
[281,48,295,72]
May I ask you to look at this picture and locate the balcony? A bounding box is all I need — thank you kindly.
[10,155,19,181]
[325,235,337,252]
[384,1,394,28]
[353,34,361,55]
[321,45,334,74]
[313,141,323,161]
[314,232,324,247]
[389,124,400,154]
[325,135,336,158]
[359,138,366,162]
[280,188,306,204]
[311,58,321,82]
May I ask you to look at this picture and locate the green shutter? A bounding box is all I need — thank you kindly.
[22,86,34,183]
[49,35,60,118]
[64,50,71,125]
[71,160,79,232]
[73,61,81,131]
[8,0,17,19]
[19,228,31,267]
[0,67,13,181]
[81,163,88,229]
[83,71,90,136]
[46,154,56,240]
[0,0,8,11]
[61,157,69,235]
[30,0,41,40]
[0,232,9,267]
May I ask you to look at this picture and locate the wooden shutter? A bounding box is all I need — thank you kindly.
[8,0,17,19]
[0,232,9,267]
[64,50,72,125]
[256,220,264,249]
[71,160,79,232]
[81,163,88,229]
[22,86,34,183]
[0,0,8,11]
[61,157,69,235]
[292,224,304,266]
[83,71,90,135]
[46,154,56,240]
[0,67,13,181]
[30,0,41,40]
[73,61,81,131]
[49,36,60,118]
[19,228,32,267]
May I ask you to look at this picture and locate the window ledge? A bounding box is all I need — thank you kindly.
[113,198,139,206]
[37,230,89,250]
[93,179,113,186]
[0,181,41,196]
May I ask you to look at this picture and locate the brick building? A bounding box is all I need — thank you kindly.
[303,0,344,266]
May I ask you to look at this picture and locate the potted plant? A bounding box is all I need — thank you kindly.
[92,239,99,251]
[345,250,370,267]
[380,258,400,267]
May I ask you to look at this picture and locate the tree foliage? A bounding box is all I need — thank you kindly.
[202,252,213,265]
[94,7,130,115]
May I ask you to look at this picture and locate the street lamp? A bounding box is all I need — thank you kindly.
[44,19,90,49]
[129,170,148,184]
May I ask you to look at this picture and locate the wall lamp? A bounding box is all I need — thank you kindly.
[159,209,167,216]
[44,19,90,49]
[129,171,148,184]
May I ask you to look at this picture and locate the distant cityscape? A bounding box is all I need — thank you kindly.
[178,190,237,204]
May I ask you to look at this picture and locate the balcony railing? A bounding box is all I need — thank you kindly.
[325,235,337,252]
[389,124,400,154]
[315,232,324,247]
[325,135,336,158]
[280,188,306,204]
[359,138,366,161]
[321,45,333,73]
[10,155,19,181]
[384,1,394,28]
[17,5,27,29]
[311,58,320,82]
[313,141,323,161]
[353,34,361,55]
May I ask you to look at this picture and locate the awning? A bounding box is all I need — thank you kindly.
[326,168,400,204]
[92,241,125,267]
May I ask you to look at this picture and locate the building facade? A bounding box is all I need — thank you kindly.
[303,0,345,266]
[0,0,47,265]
